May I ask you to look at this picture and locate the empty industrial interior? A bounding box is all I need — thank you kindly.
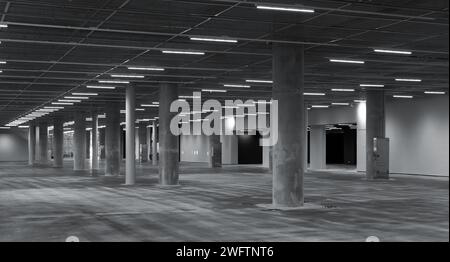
[0,0,448,242]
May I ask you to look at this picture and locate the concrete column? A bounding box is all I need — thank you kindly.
[91,113,99,170]
[125,85,136,185]
[105,102,121,176]
[310,125,327,170]
[37,122,49,166]
[303,105,309,172]
[152,123,158,165]
[356,102,367,172]
[158,84,179,185]
[73,113,87,170]
[28,124,36,166]
[366,90,386,179]
[272,43,305,207]
[99,127,106,160]
[208,135,222,168]
[135,128,139,160]
[146,125,151,162]
[120,129,125,160]
[53,117,64,168]
[139,124,148,163]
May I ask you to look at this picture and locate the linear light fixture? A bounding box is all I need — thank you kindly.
[58,99,81,103]
[190,37,238,43]
[332,89,355,92]
[141,104,159,107]
[395,78,422,82]
[110,74,145,78]
[304,92,326,96]
[64,96,89,100]
[246,79,273,84]
[374,49,412,55]
[179,95,201,99]
[332,103,350,106]
[224,84,251,88]
[0,61,6,64]
[360,84,385,87]
[330,59,365,64]
[311,105,329,108]
[72,92,98,96]
[0,127,10,129]
[202,89,228,93]
[256,5,315,13]
[0,70,3,73]
[98,80,130,84]
[87,85,116,89]
[44,106,64,109]
[0,24,7,28]
[393,95,414,99]
[127,66,165,71]
[52,102,73,105]
[425,91,446,95]
[162,50,205,55]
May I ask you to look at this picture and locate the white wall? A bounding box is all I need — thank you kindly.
[180,135,210,163]
[308,96,449,177]
[386,95,449,176]
[0,129,29,162]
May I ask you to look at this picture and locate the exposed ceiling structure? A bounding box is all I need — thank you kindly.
[0,0,448,127]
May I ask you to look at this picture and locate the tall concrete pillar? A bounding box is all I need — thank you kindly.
[272,43,305,207]
[208,135,222,168]
[366,90,386,179]
[310,125,327,170]
[28,124,36,166]
[152,123,158,165]
[91,113,99,170]
[73,113,87,170]
[158,84,179,185]
[356,102,367,172]
[125,85,136,185]
[303,105,309,172]
[120,129,125,160]
[146,125,151,162]
[53,117,64,168]
[99,127,106,160]
[105,102,121,176]
[139,123,148,163]
[37,122,49,166]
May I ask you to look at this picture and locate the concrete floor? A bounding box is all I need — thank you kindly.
[0,160,448,242]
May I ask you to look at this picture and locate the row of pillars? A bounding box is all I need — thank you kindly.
[27,43,386,208]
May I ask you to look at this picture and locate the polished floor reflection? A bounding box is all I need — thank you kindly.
[0,161,448,242]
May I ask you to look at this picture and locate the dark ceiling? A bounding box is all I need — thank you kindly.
[0,0,448,126]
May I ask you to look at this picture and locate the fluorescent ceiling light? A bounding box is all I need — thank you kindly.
[190,37,238,43]
[99,80,130,84]
[374,49,412,55]
[224,84,251,88]
[141,104,159,107]
[127,67,165,71]
[110,74,145,78]
[58,99,81,103]
[0,61,6,64]
[330,59,365,64]
[395,78,422,82]
[52,102,73,105]
[393,95,413,99]
[246,79,273,84]
[311,105,329,108]
[87,85,116,89]
[179,95,201,99]
[44,106,64,109]
[360,84,385,87]
[424,91,446,95]
[0,127,10,129]
[253,101,272,104]
[162,50,205,55]
[18,126,29,128]
[0,70,2,73]
[0,24,7,28]
[332,89,355,92]
[304,92,326,96]
[354,100,366,103]
[257,5,315,13]
[136,108,145,111]
[332,103,350,106]
[72,92,98,96]
[64,96,89,100]
[202,89,228,93]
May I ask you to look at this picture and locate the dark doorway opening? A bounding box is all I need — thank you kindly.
[238,132,263,164]
[326,125,356,165]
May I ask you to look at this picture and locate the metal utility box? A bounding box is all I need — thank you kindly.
[373,137,390,179]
